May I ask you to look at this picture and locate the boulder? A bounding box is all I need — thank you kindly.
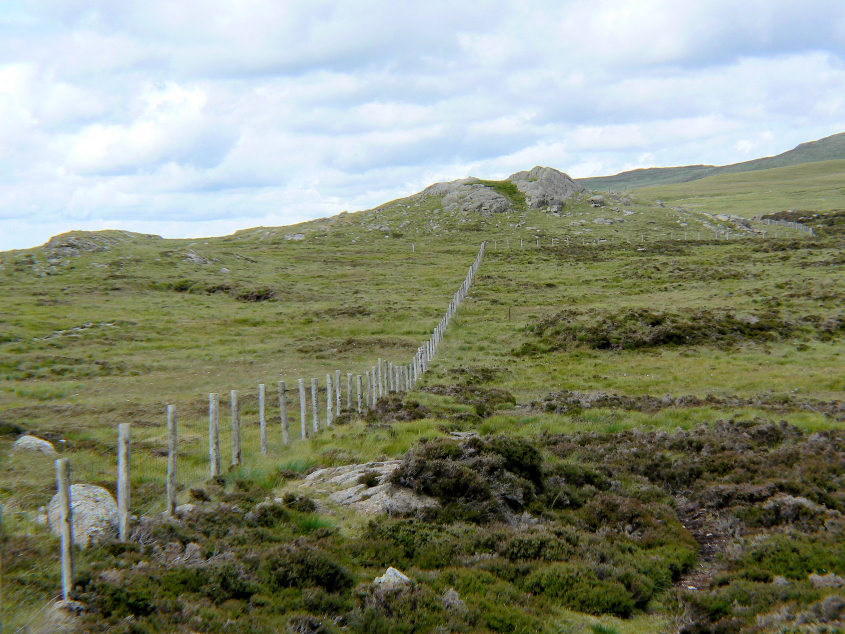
[48,484,118,547]
[442,587,466,612]
[508,166,586,210]
[13,434,57,456]
[374,566,411,585]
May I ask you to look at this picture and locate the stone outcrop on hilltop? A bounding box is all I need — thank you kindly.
[414,166,584,215]
[507,166,586,210]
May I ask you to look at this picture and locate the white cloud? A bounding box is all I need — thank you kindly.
[0,0,844,250]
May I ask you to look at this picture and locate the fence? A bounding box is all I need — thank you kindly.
[46,241,486,602]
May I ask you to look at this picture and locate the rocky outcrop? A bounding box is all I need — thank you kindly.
[508,166,585,210]
[12,434,57,455]
[415,166,584,215]
[300,460,438,515]
[48,484,119,547]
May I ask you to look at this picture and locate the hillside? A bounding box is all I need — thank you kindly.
[638,159,845,217]
[1,168,844,632]
[580,131,845,191]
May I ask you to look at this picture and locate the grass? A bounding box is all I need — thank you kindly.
[0,170,842,630]
[637,159,845,217]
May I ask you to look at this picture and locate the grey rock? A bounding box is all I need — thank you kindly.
[442,587,466,612]
[771,575,790,587]
[374,566,411,585]
[588,194,606,207]
[48,484,118,547]
[285,233,306,241]
[13,434,57,455]
[301,460,438,515]
[508,166,585,210]
[809,572,845,588]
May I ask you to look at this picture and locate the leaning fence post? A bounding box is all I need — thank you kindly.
[55,458,73,601]
[167,404,177,515]
[298,379,307,439]
[310,378,319,433]
[259,383,267,456]
[117,423,130,541]
[209,393,220,477]
[278,381,289,445]
[230,391,241,467]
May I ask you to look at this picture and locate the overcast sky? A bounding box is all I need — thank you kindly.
[1,0,844,250]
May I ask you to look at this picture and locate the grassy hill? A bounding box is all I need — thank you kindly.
[638,159,845,217]
[580,131,845,191]
[1,181,843,632]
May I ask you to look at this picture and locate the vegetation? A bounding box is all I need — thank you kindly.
[580,131,845,191]
[1,158,843,631]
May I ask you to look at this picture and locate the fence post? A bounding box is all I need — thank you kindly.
[209,393,220,477]
[230,391,241,467]
[356,374,363,413]
[298,379,307,439]
[335,369,341,413]
[346,372,353,410]
[326,373,333,427]
[377,358,383,399]
[259,383,267,455]
[117,423,130,541]
[310,378,319,433]
[278,381,289,445]
[55,458,73,602]
[167,404,177,515]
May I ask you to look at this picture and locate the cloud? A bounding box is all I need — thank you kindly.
[0,0,844,250]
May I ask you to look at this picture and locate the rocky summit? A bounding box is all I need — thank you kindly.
[416,166,584,215]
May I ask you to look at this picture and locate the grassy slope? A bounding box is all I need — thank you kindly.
[580,131,845,191]
[637,159,845,217]
[0,181,842,631]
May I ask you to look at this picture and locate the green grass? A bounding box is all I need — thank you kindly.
[637,159,845,217]
[0,171,841,630]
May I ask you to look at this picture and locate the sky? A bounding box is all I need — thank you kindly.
[1,0,844,251]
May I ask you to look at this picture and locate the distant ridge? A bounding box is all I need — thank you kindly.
[579,131,845,191]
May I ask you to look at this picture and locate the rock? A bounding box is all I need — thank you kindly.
[374,566,411,585]
[182,249,215,265]
[809,572,845,588]
[442,587,466,612]
[286,233,306,241]
[508,166,585,210]
[35,599,84,633]
[441,181,511,215]
[12,434,57,455]
[588,194,606,207]
[219,267,230,273]
[48,484,118,547]
[772,575,790,587]
[300,460,438,515]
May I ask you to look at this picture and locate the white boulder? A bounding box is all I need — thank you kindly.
[12,434,57,455]
[374,566,411,585]
[48,484,118,547]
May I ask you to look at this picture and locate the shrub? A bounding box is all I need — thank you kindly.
[259,546,353,592]
[524,562,635,617]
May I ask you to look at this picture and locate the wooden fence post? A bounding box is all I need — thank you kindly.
[167,404,177,514]
[310,378,319,433]
[55,458,73,601]
[298,379,307,439]
[209,393,220,477]
[230,391,241,467]
[326,373,333,427]
[356,374,362,413]
[335,369,341,413]
[259,383,267,455]
[117,423,130,541]
[278,381,289,445]
[346,372,353,410]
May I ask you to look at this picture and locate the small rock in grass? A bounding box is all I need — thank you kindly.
[374,566,411,585]
[13,434,57,455]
